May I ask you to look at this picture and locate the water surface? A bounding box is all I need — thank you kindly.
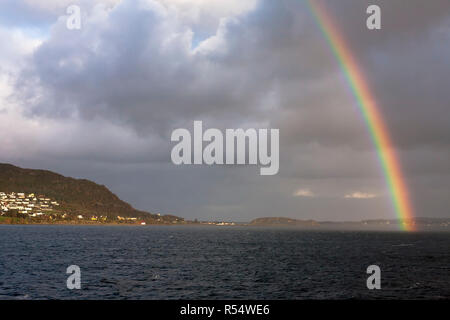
[0,225,448,299]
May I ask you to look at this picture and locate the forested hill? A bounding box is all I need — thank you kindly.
[0,163,180,222]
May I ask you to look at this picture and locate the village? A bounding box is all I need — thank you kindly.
[1,191,232,226]
[0,192,236,226]
[0,191,143,223]
[0,192,60,217]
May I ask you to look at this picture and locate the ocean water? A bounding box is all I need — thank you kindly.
[0,225,448,300]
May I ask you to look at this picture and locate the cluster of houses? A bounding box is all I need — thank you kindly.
[0,192,178,224]
[0,193,140,222]
[0,192,59,217]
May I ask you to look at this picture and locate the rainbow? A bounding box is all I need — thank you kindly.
[306,0,415,230]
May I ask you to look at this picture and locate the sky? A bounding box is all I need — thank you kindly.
[0,0,449,222]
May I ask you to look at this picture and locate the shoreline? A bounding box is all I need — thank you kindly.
[1,222,449,232]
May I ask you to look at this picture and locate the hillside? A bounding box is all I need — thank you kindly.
[0,163,182,223]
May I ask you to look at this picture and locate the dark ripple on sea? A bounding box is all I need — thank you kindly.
[0,225,449,299]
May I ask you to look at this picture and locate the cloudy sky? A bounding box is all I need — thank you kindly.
[1,0,449,221]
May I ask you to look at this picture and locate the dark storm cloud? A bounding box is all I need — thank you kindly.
[3,0,450,220]
[18,0,450,148]
[17,0,271,137]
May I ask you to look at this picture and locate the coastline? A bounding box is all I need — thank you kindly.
[1,220,450,232]
[0,216,188,226]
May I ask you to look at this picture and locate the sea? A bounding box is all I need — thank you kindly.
[0,225,448,300]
